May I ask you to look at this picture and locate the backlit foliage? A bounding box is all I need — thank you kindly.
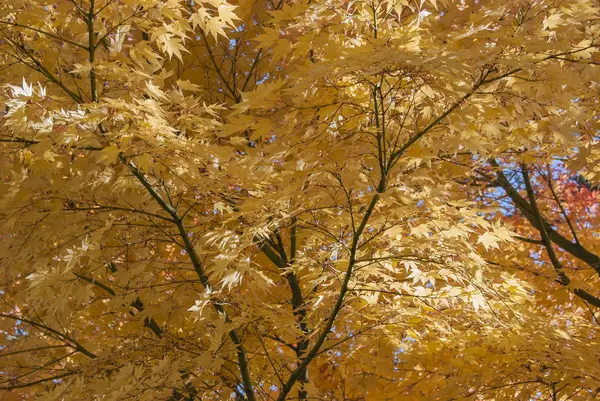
[1,0,600,400]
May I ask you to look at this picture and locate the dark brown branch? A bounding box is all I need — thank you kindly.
[0,20,88,50]
[0,371,77,390]
[542,165,580,245]
[121,155,256,401]
[74,273,164,337]
[0,137,104,151]
[259,230,310,400]
[514,236,544,245]
[490,159,600,275]
[87,0,98,102]
[0,315,96,358]
[7,38,84,103]
[521,165,600,308]
[0,345,69,358]
[275,175,386,401]
[389,68,494,169]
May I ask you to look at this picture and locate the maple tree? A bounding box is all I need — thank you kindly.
[1,0,600,400]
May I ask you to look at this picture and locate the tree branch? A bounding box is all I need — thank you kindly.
[121,155,256,401]
[0,345,69,359]
[521,164,600,308]
[275,175,386,401]
[0,20,88,50]
[0,371,78,390]
[490,159,600,275]
[0,315,96,358]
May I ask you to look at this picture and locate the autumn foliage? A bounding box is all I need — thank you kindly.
[1,0,600,400]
